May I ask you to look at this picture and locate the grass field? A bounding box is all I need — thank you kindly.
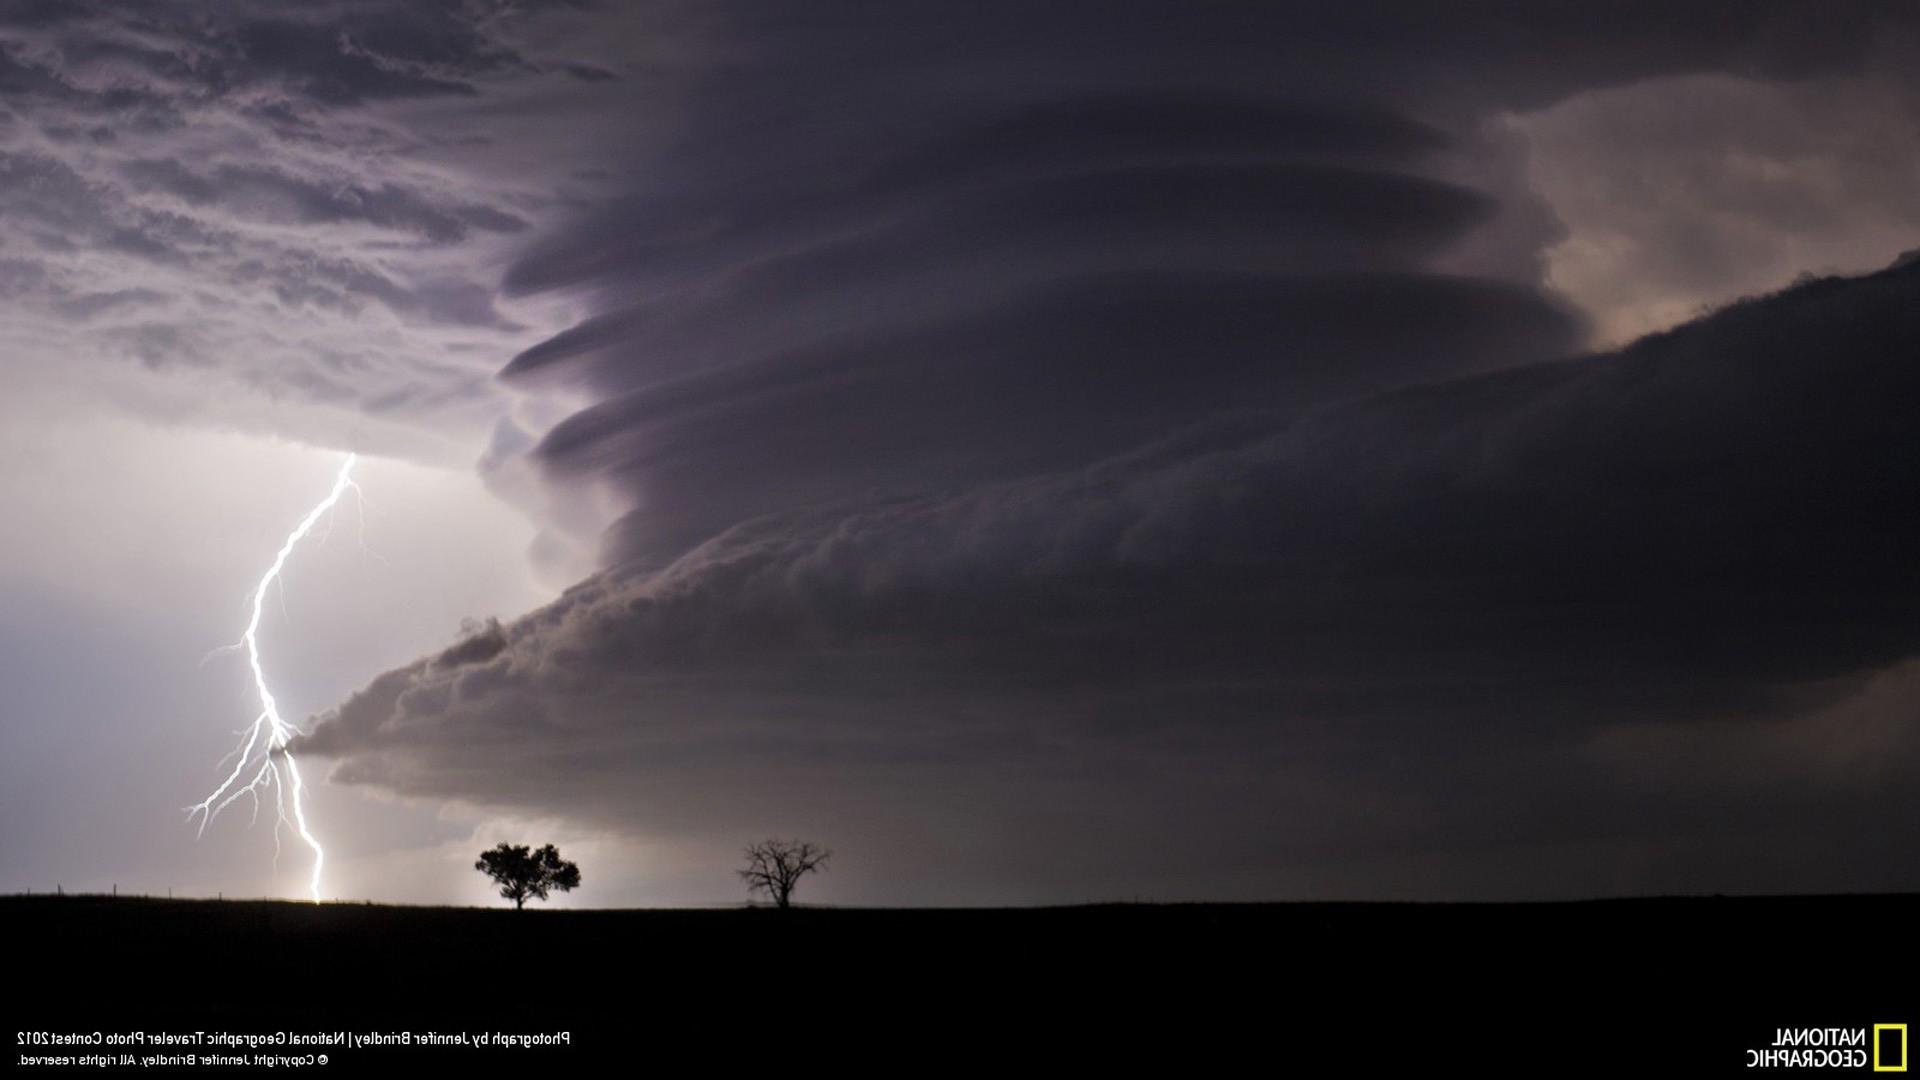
[9,893,1914,1073]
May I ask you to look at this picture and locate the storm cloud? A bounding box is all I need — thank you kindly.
[11,1,1919,904]
[281,4,1920,903]
[303,254,1920,899]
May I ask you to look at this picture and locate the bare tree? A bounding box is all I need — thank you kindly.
[475,842,581,911]
[738,838,831,909]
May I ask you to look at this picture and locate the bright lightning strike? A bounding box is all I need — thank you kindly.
[188,453,359,903]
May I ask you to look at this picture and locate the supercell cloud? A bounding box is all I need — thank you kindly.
[11,2,1920,903]
[295,3,1920,902]
[304,256,1920,901]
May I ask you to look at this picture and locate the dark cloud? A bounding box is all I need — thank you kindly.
[11,0,1913,901]
[540,270,1578,563]
[305,257,1920,898]
[561,63,617,84]
[289,1,1920,901]
[501,164,1509,385]
[494,81,1588,565]
[434,618,510,669]
[351,260,1920,712]
[500,99,1474,306]
[490,1,1920,570]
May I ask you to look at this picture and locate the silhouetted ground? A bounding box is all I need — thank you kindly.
[8,894,1914,1074]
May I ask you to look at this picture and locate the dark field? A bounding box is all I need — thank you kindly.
[8,894,1914,1074]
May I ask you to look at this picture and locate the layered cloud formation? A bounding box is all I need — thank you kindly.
[280,4,1920,900]
[301,256,1920,899]
[12,1,1920,902]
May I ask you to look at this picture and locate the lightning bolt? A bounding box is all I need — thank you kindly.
[188,453,359,903]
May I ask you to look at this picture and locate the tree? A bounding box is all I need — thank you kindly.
[475,842,581,911]
[738,838,830,909]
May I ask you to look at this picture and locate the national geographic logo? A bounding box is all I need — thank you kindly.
[1744,1024,1906,1070]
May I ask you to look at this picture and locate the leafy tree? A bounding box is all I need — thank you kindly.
[738,838,830,909]
[475,842,581,911]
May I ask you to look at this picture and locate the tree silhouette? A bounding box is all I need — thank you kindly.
[475,843,581,911]
[738,838,830,909]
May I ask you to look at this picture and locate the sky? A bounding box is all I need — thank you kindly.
[4,1,1920,908]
